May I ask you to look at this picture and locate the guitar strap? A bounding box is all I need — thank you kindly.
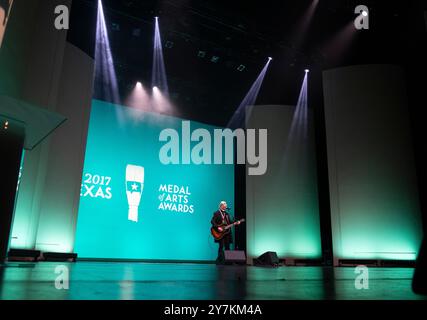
[220,210,229,225]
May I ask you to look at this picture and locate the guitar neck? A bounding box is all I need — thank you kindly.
[224,220,243,230]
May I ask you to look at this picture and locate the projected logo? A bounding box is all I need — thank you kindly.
[80,173,112,199]
[158,184,194,213]
[125,165,145,222]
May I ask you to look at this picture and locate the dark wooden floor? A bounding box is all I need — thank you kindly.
[0,262,425,300]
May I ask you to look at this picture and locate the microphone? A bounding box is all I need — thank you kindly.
[125,165,145,222]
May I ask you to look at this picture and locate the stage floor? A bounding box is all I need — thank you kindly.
[0,262,425,300]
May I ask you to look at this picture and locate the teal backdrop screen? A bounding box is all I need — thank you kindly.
[74,100,235,260]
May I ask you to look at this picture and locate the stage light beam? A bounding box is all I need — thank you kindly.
[281,71,309,173]
[94,0,124,123]
[227,57,272,129]
[152,86,175,115]
[124,81,151,115]
[288,0,320,51]
[152,17,169,96]
[94,0,120,104]
[321,19,359,63]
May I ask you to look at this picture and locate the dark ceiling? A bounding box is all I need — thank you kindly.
[68,0,427,127]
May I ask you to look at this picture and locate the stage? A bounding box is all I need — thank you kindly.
[0,262,424,300]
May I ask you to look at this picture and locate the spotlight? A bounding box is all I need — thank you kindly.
[305,69,310,73]
[237,64,246,72]
[155,16,159,20]
[362,11,368,17]
[268,57,273,61]
[153,86,158,91]
[7,249,41,262]
[211,56,220,63]
[125,82,150,110]
[197,51,206,58]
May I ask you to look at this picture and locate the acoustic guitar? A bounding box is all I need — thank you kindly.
[211,219,245,241]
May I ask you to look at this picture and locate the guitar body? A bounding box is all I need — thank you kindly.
[211,219,245,241]
[211,225,231,241]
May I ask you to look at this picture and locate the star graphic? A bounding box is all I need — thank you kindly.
[131,183,138,191]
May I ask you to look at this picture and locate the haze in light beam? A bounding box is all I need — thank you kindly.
[152,86,175,116]
[94,0,124,124]
[152,17,169,96]
[281,72,309,175]
[227,58,272,129]
[125,82,150,110]
[289,0,319,50]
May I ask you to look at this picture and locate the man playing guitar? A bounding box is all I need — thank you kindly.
[211,201,241,264]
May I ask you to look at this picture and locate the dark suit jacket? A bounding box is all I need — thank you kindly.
[211,210,234,243]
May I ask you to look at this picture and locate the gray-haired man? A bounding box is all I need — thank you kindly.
[211,201,240,264]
